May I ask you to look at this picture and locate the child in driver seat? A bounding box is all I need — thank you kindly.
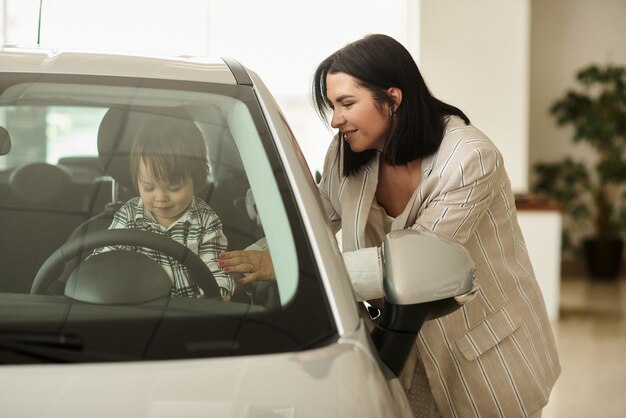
[92,117,234,300]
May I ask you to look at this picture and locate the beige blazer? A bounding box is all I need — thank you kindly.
[319,116,561,417]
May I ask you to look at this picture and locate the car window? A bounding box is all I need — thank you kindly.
[0,106,101,169]
[0,73,335,364]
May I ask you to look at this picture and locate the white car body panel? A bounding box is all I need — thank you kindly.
[0,46,477,418]
[0,45,237,85]
[0,47,401,416]
[0,325,411,418]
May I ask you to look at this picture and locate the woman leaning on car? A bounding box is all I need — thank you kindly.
[220,33,560,418]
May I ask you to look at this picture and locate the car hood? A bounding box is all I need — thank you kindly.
[0,327,411,418]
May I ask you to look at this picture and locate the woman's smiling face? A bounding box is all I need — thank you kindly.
[326,72,392,153]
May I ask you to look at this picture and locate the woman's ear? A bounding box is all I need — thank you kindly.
[387,87,403,112]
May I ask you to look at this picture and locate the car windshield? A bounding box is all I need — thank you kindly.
[0,72,335,364]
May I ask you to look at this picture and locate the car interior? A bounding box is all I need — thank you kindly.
[0,102,270,304]
[0,75,341,364]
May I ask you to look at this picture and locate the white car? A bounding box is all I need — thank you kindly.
[0,46,476,417]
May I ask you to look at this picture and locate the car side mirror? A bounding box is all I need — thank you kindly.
[371,229,477,375]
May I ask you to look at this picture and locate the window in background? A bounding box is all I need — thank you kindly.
[0,0,417,174]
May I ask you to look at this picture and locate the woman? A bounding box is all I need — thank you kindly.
[221,34,560,417]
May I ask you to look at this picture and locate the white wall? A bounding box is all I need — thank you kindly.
[0,0,416,174]
[529,0,626,257]
[529,0,626,182]
[4,1,623,191]
[202,0,416,175]
[419,0,531,193]
[0,0,210,55]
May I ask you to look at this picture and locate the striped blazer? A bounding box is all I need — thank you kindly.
[319,116,561,417]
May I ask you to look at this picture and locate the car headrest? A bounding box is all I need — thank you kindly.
[9,162,71,204]
[184,104,242,184]
[97,106,192,189]
[0,126,11,156]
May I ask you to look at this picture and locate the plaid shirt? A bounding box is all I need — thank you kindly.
[92,196,234,298]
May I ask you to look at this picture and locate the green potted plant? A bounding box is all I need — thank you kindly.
[532,64,626,279]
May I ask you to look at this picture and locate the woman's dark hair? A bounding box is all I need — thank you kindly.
[312,33,469,176]
[130,117,209,192]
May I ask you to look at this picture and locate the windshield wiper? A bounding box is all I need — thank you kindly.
[0,331,82,363]
[0,331,137,363]
[1,332,83,348]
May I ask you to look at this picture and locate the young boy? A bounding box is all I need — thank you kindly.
[93,116,234,300]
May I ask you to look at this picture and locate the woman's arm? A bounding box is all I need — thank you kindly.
[318,137,385,300]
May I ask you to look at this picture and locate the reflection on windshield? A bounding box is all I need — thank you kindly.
[0,75,335,364]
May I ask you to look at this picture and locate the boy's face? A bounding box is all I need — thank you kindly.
[137,159,194,228]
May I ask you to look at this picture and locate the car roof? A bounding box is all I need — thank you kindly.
[0,44,238,85]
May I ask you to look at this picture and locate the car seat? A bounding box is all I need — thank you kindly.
[1,126,82,293]
[53,104,261,293]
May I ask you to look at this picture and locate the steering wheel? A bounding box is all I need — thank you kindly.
[31,229,221,299]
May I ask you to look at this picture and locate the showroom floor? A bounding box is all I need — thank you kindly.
[542,267,626,418]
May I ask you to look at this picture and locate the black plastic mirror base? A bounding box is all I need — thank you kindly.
[371,301,429,376]
[424,297,464,320]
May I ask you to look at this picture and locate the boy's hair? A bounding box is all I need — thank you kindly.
[130,117,209,191]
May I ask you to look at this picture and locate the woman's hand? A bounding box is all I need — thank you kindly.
[219,250,275,284]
